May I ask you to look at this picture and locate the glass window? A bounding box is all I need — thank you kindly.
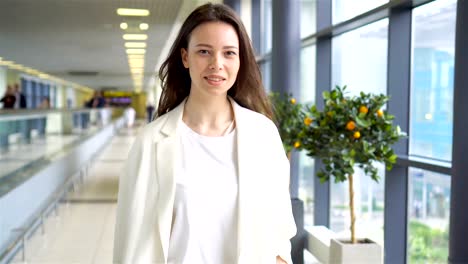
[301,0,317,38]
[330,164,385,245]
[333,0,388,25]
[408,168,450,263]
[299,45,316,230]
[332,19,388,96]
[261,0,272,53]
[409,0,456,161]
[330,19,389,245]
[260,60,272,93]
[300,45,316,105]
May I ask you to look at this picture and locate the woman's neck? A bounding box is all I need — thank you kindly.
[182,93,234,136]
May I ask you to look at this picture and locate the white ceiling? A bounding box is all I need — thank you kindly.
[0,0,187,90]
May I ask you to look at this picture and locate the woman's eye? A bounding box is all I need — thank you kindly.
[226,51,237,56]
[198,50,209,55]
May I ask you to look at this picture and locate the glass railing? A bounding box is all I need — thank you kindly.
[0,108,114,194]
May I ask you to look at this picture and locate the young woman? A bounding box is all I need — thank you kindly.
[113,3,296,264]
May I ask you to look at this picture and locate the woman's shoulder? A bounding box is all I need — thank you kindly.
[134,114,170,142]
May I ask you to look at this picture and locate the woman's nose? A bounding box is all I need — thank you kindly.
[209,54,223,70]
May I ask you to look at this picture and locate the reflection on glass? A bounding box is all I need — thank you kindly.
[332,19,388,96]
[332,0,388,25]
[409,0,456,162]
[330,19,388,246]
[408,168,450,263]
[261,0,272,53]
[300,45,316,105]
[299,152,314,230]
[301,0,316,38]
[299,45,316,230]
[260,60,272,92]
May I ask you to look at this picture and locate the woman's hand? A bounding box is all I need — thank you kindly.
[276,256,287,264]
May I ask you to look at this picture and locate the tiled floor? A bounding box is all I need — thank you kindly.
[10,127,137,264]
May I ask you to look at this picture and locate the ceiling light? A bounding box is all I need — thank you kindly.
[129,58,145,65]
[139,23,149,30]
[128,55,144,59]
[125,42,147,48]
[123,34,148,40]
[126,48,146,54]
[129,62,144,68]
[117,8,150,17]
[128,58,144,63]
[120,22,128,30]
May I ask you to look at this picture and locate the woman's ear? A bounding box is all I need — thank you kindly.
[181,48,189,69]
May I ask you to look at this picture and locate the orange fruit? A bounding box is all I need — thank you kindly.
[294,141,301,148]
[377,109,384,117]
[353,131,361,139]
[304,117,313,126]
[359,106,368,114]
[290,98,296,104]
[346,121,356,130]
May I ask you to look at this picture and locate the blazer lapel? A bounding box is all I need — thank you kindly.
[155,100,185,263]
[230,98,259,261]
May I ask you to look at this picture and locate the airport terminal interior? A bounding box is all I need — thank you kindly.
[1,0,467,263]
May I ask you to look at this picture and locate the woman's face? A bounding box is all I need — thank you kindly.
[181,21,240,98]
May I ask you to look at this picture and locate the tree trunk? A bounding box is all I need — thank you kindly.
[349,174,357,243]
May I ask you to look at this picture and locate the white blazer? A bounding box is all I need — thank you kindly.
[113,98,297,264]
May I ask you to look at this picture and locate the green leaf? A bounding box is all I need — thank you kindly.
[355,116,371,128]
[323,91,330,100]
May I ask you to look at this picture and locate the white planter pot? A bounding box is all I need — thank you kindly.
[329,238,382,264]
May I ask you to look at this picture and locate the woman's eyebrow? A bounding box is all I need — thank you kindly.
[195,43,239,49]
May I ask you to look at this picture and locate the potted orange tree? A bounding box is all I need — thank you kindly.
[269,92,305,159]
[297,85,405,263]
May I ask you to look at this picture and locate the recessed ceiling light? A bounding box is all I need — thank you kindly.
[128,54,144,59]
[125,42,147,48]
[126,49,146,54]
[117,8,150,17]
[123,34,147,40]
[139,23,149,30]
[129,62,145,68]
[120,22,128,30]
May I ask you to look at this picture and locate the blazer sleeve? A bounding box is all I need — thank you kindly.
[113,133,159,263]
[270,124,297,264]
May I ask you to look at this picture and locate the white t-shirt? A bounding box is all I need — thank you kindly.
[167,121,238,264]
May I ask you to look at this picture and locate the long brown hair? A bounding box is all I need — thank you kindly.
[156,3,272,119]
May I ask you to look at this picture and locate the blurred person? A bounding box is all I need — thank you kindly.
[86,90,105,108]
[113,3,296,264]
[38,96,51,109]
[0,85,16,109]
[123,106,136,128]
[38,96,50,136]
[13,83,27,108]
[146,103,155,123]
